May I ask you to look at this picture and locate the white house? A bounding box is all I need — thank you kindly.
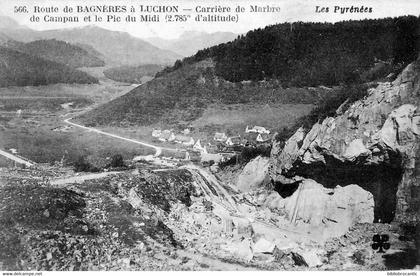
[159,130,175,142]
[214,132,228,142]
[151,129,162,138]
[256,133,271,143]
[245,125,270,134]
[182,128,191,135]
[226,136,241,146]
[174,134,195,146]
[193,139,207,153]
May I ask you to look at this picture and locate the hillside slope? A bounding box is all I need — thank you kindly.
[103,64,164,83]
[0,46,98,87]
[78,16,419,128]
[159,16,419,86]
[77,60,324,127]
[13,39,105,68]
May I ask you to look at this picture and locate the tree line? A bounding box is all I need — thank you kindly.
[158,16,419,87]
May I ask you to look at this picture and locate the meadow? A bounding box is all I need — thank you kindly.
[0,80,152,167]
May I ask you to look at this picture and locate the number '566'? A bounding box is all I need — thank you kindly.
[14,6,28,13]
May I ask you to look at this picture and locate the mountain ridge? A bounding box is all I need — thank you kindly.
[0,18,181,66]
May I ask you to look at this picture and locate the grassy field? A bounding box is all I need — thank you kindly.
[0,80,152,167]
[0,125,154,165]
[0,72,315,167]
[95,103,315,149]
[0,155,14,168]
[191,103,314,136]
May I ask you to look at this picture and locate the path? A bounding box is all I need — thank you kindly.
[64,118,177,157]
[0,148,34,167]
[50,171,122,185]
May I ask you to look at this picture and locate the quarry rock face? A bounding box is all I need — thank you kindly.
[281,179,374,237]
[270,60,420,224]
[236,156,270,192]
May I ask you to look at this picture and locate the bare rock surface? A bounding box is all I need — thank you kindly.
[270,59,420,223]
[236,156,270,192]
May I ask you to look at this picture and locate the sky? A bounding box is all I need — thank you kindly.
[1,0,419,39]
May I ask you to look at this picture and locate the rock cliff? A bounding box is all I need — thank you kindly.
[270,60,420,224]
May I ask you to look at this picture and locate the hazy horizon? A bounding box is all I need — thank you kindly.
[0,0,419,39]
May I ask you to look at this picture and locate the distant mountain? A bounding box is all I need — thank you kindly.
[0,32,11,44]
[13,39,105,68]
[146,31,238,56]
[74,43,106,62]
[0,46,98,87]
[0,22,181,66]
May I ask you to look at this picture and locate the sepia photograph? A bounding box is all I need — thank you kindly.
[0,0,419,272]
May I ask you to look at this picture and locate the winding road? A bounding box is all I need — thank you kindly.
[0,148,34,167]
[64,118,177,157]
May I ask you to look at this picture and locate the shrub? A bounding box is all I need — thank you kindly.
[73,156,99,172]
[110,154,125,168]
[239,144,272,164]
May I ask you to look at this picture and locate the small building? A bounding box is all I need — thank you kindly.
[245,125,270,134]
[159,130,175,142]
[206,144,219,154]
[214,132,228,142]
[151,129,162,138]
[243,132,259,144]
[175,134,195,146]
[193,139,207,153]
[182,128,191,135]
[226,136,241,146]
[256,133,271,143]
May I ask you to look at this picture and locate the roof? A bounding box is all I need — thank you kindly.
[227,136,241,143]
[175,134,193,142]
[257,133,271,141]
[244,132,259,140]
[160,130,173,139]
[214,132,227,139]
[253,126,268,131]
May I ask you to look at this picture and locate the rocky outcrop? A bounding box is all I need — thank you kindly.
[236,156,270,192]
[282,179,374,237]
[270,59,420,223]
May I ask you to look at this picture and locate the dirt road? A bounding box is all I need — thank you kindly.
[0,148,34,167]
[63,118,178,157]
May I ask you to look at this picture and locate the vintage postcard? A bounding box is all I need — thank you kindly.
[0,0,419,273]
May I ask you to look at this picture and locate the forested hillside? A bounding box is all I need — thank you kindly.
[0,47,98,87]
[78,60,326,127]
[159,16,419,86]
[103,64,164,83]
[14,39,105,68]
[79,16,420,127]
